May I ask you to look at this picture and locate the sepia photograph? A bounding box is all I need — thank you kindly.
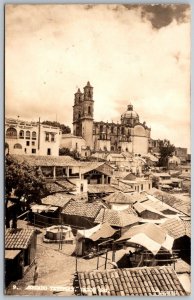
[5,3,191,296]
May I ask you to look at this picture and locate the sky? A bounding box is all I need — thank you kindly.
[5,4,191,151]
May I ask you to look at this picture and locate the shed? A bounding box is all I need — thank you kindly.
[75,223,118,256]
[61,201,102,229]
[5,228,37,286]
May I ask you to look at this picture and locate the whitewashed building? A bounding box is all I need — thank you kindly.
[5,118,61,156]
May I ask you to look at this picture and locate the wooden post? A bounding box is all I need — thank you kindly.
[76,255,78,272]
[97,245,99,269]
[53,166,56,180]
[112,243,115,263]
[105,250,108,270]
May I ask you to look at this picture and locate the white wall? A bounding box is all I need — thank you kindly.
[5,120,61,156]
[133,136,148,155]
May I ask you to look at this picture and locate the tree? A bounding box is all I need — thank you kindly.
[5,155,49,228]
[158,139,175,169]
[42,120,71,134]
[59,147,80,160]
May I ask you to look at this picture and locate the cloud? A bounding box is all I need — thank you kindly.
[5,4,191,151]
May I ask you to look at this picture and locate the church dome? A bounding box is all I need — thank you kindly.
[121,104,139,120]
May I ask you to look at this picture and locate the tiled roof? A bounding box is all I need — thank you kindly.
[143,153,159,162]
[104,191,140,204]
[46,180,76,194]
[143,197,179,215]
[107,153,126,159]
[113,171,130,179]
[182,220,191,238]
[55,180,76,190]
[12,154,82,167]
[77,266,187,296]
[160,218,191,239]
[46,182,66,193]
[41,193,74,208]
[95,208,139,227]
[87,184,117,194]
[113,185,134,193]
[80,162,114,176]
[122,206,138,216]
[80,162,103,173]
[149,189,191,216]
[133,202,146,214]
[5,228,35,250]
[133,202,166,218]
[123,173,137,181]
[62,201,102,219]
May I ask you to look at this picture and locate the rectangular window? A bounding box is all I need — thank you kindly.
[51,134,55,142]
[47,148,51,155]
[141,184,143,191]
[45,133,49,141]
[26,141,30,146]
[32,149,36,154]
[32,141,35,146]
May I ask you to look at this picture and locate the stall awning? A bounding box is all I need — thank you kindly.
[116,223,174,255]
[89,223,117,241]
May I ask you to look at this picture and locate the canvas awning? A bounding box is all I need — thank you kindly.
[77,224,101,239]
[116,223,174,255]
[89,223,117,242]
[75,223,117,256]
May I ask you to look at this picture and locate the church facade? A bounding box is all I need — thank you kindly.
[73,82,151,155]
